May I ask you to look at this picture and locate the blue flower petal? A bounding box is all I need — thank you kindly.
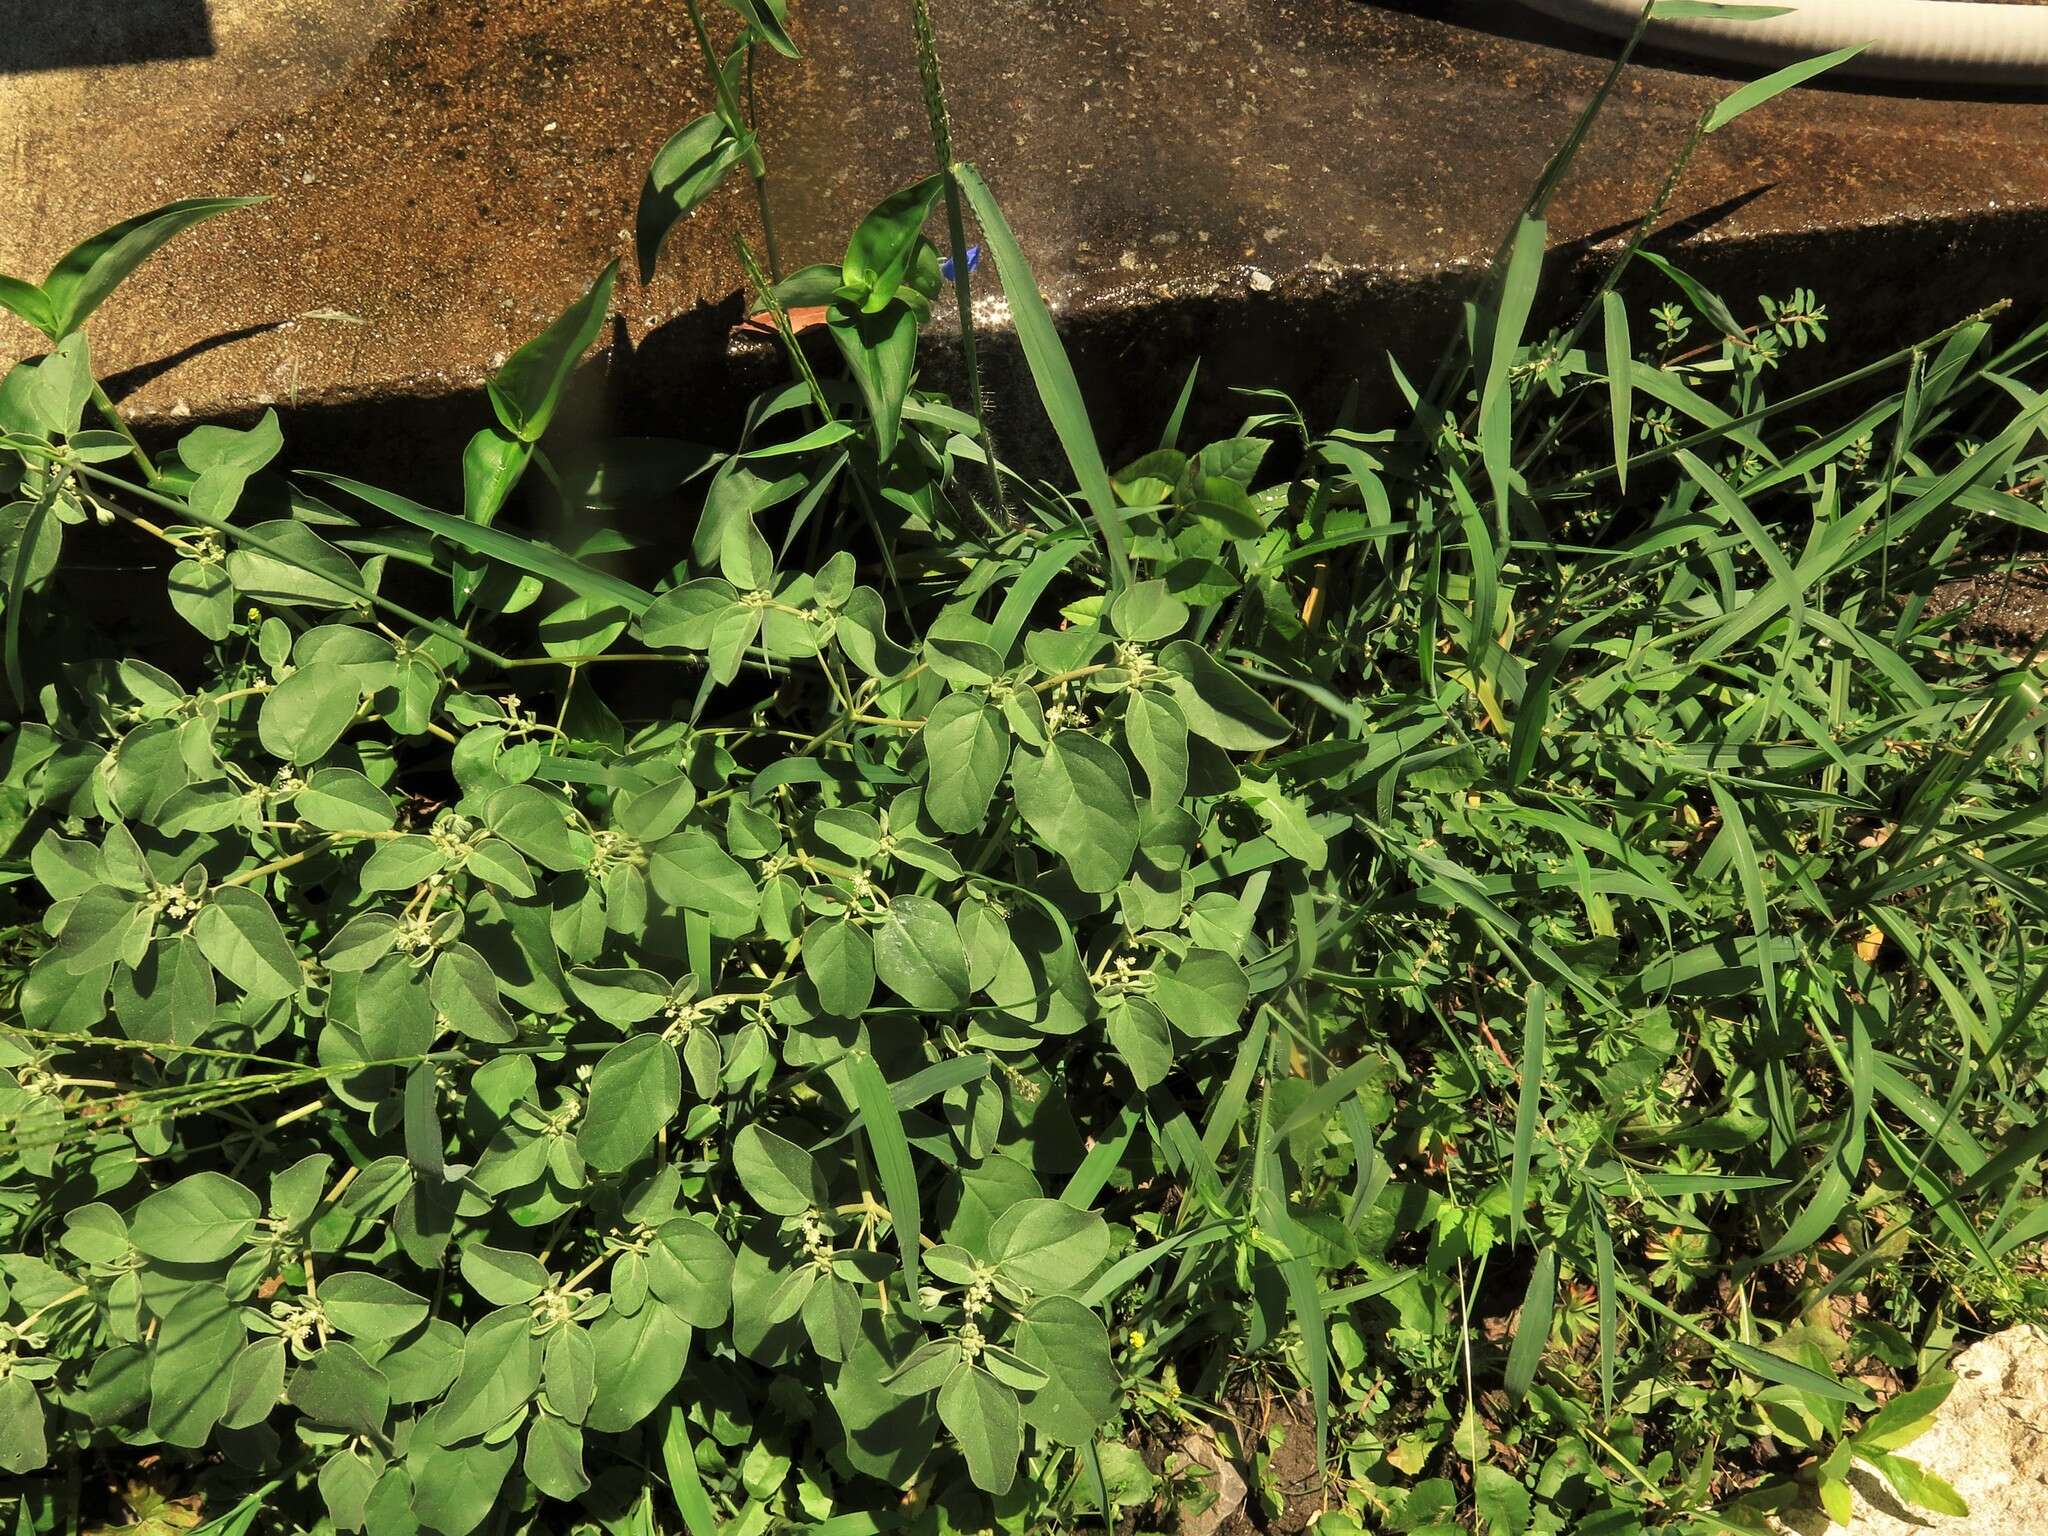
[941,245,983,284]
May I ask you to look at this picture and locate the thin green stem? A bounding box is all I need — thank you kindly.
[683,0,782,280]
[90,382,161,484]
[908,0,1009,533]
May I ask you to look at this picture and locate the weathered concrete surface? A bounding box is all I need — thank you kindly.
[9,0,2048,488]
[1775,1328,2048,1536]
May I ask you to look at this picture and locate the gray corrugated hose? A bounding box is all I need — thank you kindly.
[1514,0,2048,84]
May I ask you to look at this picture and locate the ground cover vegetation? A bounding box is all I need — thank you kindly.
[1,2,2045,1533]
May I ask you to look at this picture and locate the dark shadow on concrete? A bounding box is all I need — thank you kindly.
[102,321,289,400]
[0,0,214,73]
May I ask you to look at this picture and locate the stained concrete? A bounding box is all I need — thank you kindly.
[8,0,2048,488]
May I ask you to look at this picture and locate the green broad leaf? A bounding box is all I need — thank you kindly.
[638,578,740,650]
[1157,641,1290,749]
[258,661,360,763]
[578,1034,683,1172]
[1122,689,1189,812]
[193,886,303,1001]
[59,1203,130,1266]
[1503,1245,1557,1401]
[733,1124,826,1215]
[319,1273,430,1340]
[565,966,671,1025]
[921,694,1010,834]
[841,176,943,311]
[220,1337,286,1431]
[937,1363,1022,1495]
[647,830,759,925]
[57,887,147,976]
[989,1199,1111,1294]
[1011,732,1139,895]
[721,0,800,56]
[523,1411,589,1501]
[1105,995,1172,1089]
[358,834,448,892]
[828,300,919,461]
[585,1298,691,1433]
[0,273,56,337]
[1864,1452,1968,1518]
[147,1287,244,1448]
[294,767,396,833]
[223,519,364,610]
[542,1322,597,1424]
[462,837,534,896]
[1182,473,1263,540]
[1012,1295,1118,1446]
[430,943,516,1044]
[647,1217,736,1328]
[409,1434,517,1536]
[956,164,1129,590]
[457,426,534,613]
[637,114,751,282]
[804,915,876,1018]
[185,410,283,525]
[1857,1373,1956,1451]
[461,1243,551,1306]
[269,1152,334,1230]
[6,472,65,707]
[129,1171,261,1262]
[489,262,617,443]
[873,893,970,1011]
[317,1448,378,1531]
[1150,948,1249,1039]
[168,557,236,640]
[36,196,265,339]
[0,1374,43,1476]
[1705,44,1867,134]
[179,409,284,477]
[487,784,591,872]
[438,1305,543,1442]
[286,1341,390,1438]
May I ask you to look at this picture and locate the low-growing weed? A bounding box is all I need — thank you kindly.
[0,4,2044,1535]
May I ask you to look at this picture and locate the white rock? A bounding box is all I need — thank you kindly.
[1783,1327,2048,1535]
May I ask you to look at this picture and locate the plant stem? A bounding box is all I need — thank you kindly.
[734,233,834,419]
[90,382,161,485]
[683,0,782,280]
[908,0,1010,533]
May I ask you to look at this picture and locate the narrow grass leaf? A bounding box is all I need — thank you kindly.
[956,163,1129,590]
[847,1048,923,1312]
[1704,45,1868,134]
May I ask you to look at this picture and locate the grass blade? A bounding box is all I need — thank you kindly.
[1510,984,1549,1236]
[847,1047,924,1312]
[310,473,655,614]
[661,1402,720,1536]
[1504,1245,1557,1401]
[1704,45,1868,134]
[955,163,1129,591]
[1479,216,1547,515]
[1602,291,1632,491]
